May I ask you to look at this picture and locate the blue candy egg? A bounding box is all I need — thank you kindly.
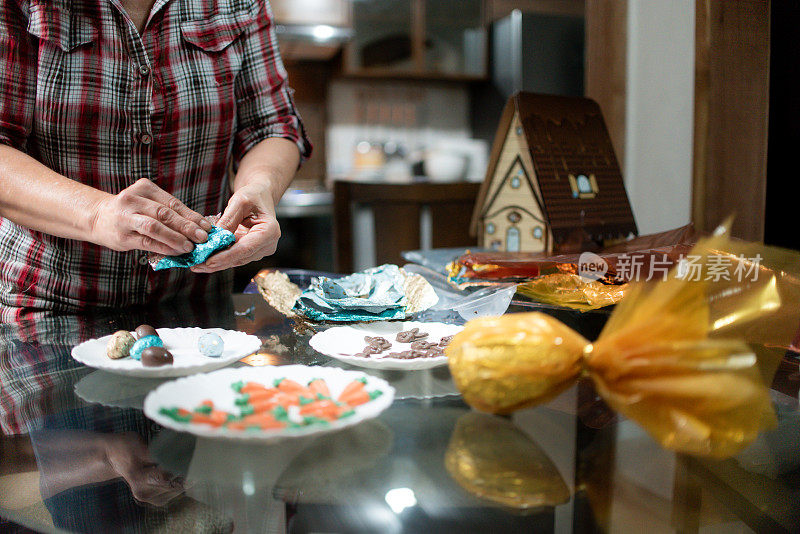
[130,335,164,361]
[198,332,224,358]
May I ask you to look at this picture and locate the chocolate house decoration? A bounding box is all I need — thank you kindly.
[470,92,638,252]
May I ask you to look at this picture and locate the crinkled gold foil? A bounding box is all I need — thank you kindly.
[447,313,586,414]
[254,270,302,318]
[447,225,800,458]
[445,412,570,509]
[516,273,628,311]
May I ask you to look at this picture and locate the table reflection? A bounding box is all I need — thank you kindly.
[0,294,798,533]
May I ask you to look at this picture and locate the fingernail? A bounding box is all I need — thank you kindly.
[183,241,194,253]
[201,218,213,230]
[195,229,208,242]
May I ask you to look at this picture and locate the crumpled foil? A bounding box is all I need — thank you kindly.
[254,264,439,323]
[447,224,800,458]
[149,225,235,271]
[294,264,428,322]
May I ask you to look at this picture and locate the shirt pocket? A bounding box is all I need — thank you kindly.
[180,9,257,86]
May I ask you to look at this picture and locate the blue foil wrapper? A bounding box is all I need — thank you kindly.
[292,264,409,322]
[150,226,235,271]
[130,335,164,360]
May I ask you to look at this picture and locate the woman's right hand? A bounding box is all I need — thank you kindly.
[90,178,212,256]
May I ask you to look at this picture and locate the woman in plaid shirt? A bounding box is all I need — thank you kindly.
[0,0,312,320]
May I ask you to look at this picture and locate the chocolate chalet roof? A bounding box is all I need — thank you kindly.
[470,92,638,247]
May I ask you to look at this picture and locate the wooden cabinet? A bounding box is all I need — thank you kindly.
[344,0,486,80]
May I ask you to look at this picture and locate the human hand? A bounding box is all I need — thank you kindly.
[90,178,213,256]
[105,432,185,507]
[190,182,280,273]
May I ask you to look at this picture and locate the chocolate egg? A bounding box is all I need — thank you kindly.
[130,335,164,360]
[135,324,158,339]
[106,330,136,359]
[141,346,174,367]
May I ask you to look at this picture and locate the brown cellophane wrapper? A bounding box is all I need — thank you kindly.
[516,273,629,311]
[447,226,800,458]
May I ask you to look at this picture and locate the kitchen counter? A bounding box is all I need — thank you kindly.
[276,188,334,218]
[1,290,799,533]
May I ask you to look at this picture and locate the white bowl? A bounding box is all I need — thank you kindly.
[424,151,468,182]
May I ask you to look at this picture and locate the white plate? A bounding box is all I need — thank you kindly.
[143,365,395,442]
[74,371,170,409]
[71,327,261,378]
[309,321,463,370]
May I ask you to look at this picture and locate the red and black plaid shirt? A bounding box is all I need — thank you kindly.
[0,0,311,321]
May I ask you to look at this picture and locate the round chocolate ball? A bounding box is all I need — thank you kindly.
[141,346,174,367]
[135,324,158,339]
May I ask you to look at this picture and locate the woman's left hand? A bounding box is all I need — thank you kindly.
[190,182,280,273]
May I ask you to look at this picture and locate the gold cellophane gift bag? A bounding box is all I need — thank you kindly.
[447,225,800,458]
[516,273,629,311]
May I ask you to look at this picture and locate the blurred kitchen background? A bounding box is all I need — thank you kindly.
[236,0,779,290]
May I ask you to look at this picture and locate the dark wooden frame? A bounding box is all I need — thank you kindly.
[692,0,770,240]
[333,180,481,272]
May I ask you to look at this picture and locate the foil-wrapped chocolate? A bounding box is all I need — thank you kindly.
[447,226,800,458]
[148,223,235,271]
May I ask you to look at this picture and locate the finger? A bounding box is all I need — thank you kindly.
[135,198,210,244]
[137,181,213,233]
[217,194,252,233]
[193,233,273,273]
[130,215,194,255]
[190,245,250,273]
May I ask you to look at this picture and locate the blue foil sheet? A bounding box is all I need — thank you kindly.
[292,264,409,322]
[151,226,235,271]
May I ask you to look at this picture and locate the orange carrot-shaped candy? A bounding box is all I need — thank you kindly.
[308,378,331,398]
[275,378,306,394]
[191,409,229,427]
[242,388,280,404]
[276,391,302,408]
[340,388,383,407]
[337,378,367,403]
[242,413,285,429]
[300,399,342,419]
[241,382,270,395]
[249,397,280,413]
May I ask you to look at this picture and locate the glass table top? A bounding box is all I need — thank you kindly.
[1,291,798,533]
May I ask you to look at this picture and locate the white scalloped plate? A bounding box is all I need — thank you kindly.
[71,327,261,378]
[143,365,395,442]
[309,321,464,370]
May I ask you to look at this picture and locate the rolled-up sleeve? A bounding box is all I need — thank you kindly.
[232,0,312,170]
[0,0,35,151]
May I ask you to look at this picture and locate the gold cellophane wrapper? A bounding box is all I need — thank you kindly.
[447,225,800,458]
[516,273,629,311]
[445,412,571,509]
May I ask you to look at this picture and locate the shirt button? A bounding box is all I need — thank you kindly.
[139,64,150,76]
[138,254,149,265]
[140,133,153,145]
